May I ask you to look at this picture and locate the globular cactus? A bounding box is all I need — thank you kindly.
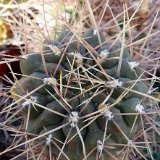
[13,29,149,159]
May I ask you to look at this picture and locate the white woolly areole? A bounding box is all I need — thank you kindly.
[100,49,110,59]
[31,96,37,102]
[22,99,32,108]
[48,45,61,56]
[43,77,57,86]
[46,134,52,146]
[106,79,123,88]
[69,111,79,128]
[97,140,103,152]
[22,96,37,108]
[135,104,145,113]
[128,61,139,70]
[70,52,83,65]
[128,140,132,145]
[103,109,114,120]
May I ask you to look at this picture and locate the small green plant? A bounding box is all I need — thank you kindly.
[13,28,150,159]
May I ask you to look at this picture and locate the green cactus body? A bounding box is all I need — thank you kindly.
[22,93,54,119]
[13,29,149,159]
[20,53,42,75]
[62,116,86,160]
[40,125,65,156]
[112,77,148,99]
[83,29,105,48]
[85,121,105,155]
[15,72,54,94]
[97,108,129,144]
[27,100,66,134]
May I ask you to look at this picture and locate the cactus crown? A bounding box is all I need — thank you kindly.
[14,29,149,159]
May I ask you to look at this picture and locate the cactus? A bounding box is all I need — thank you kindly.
[13,29,149,159]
